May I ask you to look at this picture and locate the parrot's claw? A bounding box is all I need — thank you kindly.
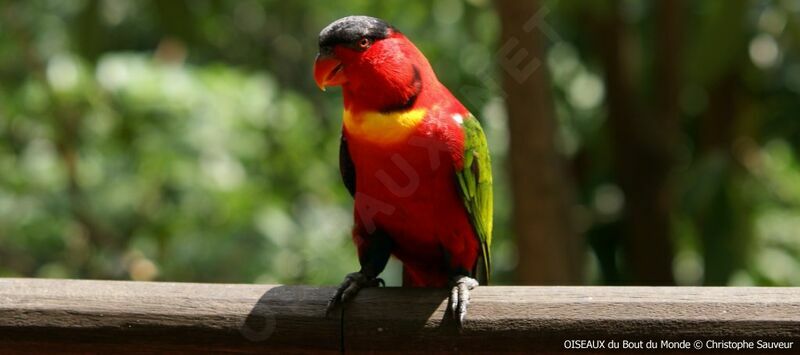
[449,275,479,330]
[326,272,384,317]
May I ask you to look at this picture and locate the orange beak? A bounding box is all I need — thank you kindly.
[313,53,347,91]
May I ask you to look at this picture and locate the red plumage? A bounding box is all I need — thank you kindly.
[314,17,487,289]
[346,115,478,287]
[337,31,479,287]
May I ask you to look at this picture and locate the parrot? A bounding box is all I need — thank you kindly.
[314,16,492,327]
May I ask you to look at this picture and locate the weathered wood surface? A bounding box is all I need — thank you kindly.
[0,278,339,354]
[1,278,800,354]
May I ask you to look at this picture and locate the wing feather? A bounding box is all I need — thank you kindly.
[454,114,493,284]
[339,134,356,197]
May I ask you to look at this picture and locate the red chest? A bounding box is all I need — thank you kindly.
[344,120,478,275]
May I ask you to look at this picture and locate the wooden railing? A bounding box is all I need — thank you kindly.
[1,278,799,353]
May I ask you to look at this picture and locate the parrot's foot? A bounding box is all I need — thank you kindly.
[449,275,479,330]
[326,272,384,317]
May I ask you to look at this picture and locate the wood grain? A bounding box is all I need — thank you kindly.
[0,278,340,354]
[1,279,799,354]
[344,286,800,353]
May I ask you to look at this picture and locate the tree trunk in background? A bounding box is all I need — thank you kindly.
[595,0,678,285]
[655,0,683,142]
[698,75,751,285]
[495,0,583,284]
[693,1,752,285]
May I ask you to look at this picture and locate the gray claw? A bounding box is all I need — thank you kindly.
[326,272,383,317]
[449,276,479,329]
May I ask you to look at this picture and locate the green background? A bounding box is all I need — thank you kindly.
[1,0,799,286]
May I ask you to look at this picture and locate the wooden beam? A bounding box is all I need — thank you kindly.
[345,286,800,353]
[0,278,340,353]
[2,279,799,354]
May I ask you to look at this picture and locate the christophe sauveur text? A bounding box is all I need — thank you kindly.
[563,339,794,350]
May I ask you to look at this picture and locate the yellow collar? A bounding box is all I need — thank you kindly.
[343,108,427,145]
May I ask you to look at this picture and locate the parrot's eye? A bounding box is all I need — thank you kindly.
[358,37,372,49]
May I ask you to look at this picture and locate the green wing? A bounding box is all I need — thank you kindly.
[455,113,493,284]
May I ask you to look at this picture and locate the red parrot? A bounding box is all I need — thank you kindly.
[314,16,493,326]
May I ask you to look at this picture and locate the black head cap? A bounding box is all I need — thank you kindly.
[318,16,394,53]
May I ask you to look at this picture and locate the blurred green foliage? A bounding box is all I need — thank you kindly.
[0,0,512,285]
[1,0,800,287]
[549,0,800,286]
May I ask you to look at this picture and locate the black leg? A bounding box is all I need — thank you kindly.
[326,228,392,316]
